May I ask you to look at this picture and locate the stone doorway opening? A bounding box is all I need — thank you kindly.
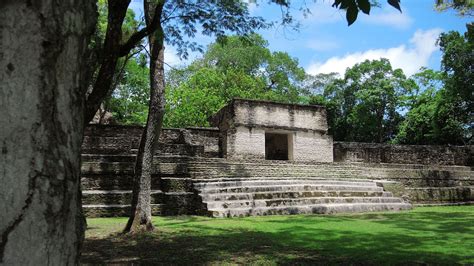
[265,132,293,160]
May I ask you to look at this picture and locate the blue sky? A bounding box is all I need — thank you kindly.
[131,0,471,77]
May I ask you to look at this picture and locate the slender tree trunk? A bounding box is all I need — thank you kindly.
[124,0,166,233]
[0,0,95,264]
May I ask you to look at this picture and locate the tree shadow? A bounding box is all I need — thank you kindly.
[81,210,474,265]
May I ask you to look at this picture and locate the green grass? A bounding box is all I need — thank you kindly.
[82,206,474,265]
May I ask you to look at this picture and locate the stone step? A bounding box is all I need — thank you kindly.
[82,190,165,205]
[189,169,473,180]
[82,140,203,156]
[193,177,376,184]
[407,186,474,203]
[81,190,201,216]
[187,160,473,170]
[81,161,188,175]
[198,184,383,194]
[81,154,193,163]
[209,202,412,218]
[81,175,193,192]
[201,190,386,201]
[204,196,404,209]
[190,173,366,179]
[188,165,474,175]
[193,179,377,188]
[82,204,163,218]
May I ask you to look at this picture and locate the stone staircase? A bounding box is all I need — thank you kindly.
[188,159,413,217]
[187,158,474,206]
[80,154,203,217]
[194,178,411,217]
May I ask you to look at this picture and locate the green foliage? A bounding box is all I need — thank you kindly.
[394,68,442,144]
[164,34,310,128]
[396,24,473,145]
[435,0,474,16]
[436,23,473,144]
[394,88,439,144]
[165,68,272,128]
[313,59,413,143]
[106,54,150,125]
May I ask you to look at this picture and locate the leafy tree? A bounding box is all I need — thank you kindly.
[395,24,473,145]
[312,59,414,143]
[164,34,309,128]
[123,0,275,233]
[433,23,473,144]
[435,0,474,16]
[106,55,150,125]
[165,68,272,127]
[394,68,442,144]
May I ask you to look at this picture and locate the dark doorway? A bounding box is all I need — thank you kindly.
[265,133,290,160]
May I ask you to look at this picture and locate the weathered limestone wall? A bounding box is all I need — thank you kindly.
[82,125,220,156]
[226,126,266,159]
[233,100,328,131]
[293,131,333,162]
[334,142,473,166]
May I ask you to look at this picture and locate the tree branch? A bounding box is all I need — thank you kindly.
[119,3,162,57]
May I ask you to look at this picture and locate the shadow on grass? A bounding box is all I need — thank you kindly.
[81,208,474,265]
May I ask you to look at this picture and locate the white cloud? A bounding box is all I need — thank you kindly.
[164,47,181,66]
[306,28,442,76]
[361,8,414,29]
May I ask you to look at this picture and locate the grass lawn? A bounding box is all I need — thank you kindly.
[82,206,474,265]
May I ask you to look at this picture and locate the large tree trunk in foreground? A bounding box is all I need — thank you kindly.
[124,0,166,233]
[0,0,95,264]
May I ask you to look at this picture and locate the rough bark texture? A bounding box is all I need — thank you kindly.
[0,0,95,264]
[124,0,166,233]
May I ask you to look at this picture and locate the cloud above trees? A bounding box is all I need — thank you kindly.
[306,28,442,76]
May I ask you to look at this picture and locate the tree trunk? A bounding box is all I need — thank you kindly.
[84,0,131,125]
[0,0,95,264]
[124,0,166,233]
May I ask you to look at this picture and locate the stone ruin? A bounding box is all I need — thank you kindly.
[210,99,333,162]
[81,99,473,217]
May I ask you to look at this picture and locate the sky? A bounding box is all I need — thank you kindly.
[130,0,471,77]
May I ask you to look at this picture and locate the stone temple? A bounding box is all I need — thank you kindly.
[81,99,473,217]
[210,99,333,162]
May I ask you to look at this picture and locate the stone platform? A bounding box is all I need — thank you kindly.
[80,124,473,217]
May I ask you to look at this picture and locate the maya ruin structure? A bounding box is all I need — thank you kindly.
[81,99,473,217]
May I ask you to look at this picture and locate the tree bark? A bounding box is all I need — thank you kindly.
[0,0,95,264]
[124,0,166,233]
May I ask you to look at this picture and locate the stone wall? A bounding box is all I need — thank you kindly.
[293,131,333,162]
[334,142,473,166]
[83,124,220,157]
[231,99,329,132]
